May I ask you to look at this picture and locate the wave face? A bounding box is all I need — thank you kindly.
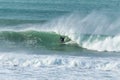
[0,31,61,49]
[0,30,79,52]
[0,31,60,46]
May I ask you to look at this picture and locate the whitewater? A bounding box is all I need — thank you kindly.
[0,0,120,80]
[0,52,120,80]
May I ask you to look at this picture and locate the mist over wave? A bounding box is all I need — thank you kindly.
[46,11,120,52]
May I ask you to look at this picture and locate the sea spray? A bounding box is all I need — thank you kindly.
[46,11,120,52]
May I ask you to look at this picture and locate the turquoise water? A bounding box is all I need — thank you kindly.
[0,0,120,80]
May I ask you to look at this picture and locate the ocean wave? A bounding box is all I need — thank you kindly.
[1,30,120,52]
[1,11,120,52]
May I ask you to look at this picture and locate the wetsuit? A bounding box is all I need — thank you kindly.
[60,36,65,43]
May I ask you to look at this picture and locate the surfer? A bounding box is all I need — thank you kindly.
[60,36,65,43]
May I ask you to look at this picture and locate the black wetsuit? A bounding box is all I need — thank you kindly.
[60,36,65,43]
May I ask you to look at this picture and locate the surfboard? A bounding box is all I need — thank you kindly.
[64,36,71,42]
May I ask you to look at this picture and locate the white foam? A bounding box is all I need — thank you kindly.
[0,52,120,71]
[81,35,120,52]
[0,52,120,80]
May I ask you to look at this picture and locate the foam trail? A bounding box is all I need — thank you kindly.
[0,52,120,71]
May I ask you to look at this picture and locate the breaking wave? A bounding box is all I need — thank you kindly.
[1,11,120,52]
[0,30,120,52]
